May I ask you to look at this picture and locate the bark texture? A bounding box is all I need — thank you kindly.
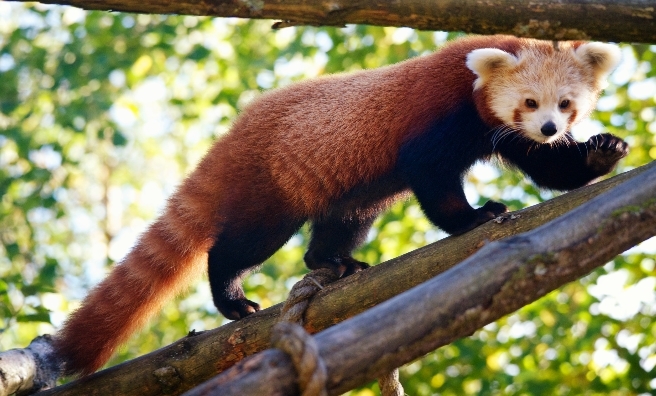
[8,0,656,43]
[38,162,655,396]
[183,160,656,396]
[0,336,58,396]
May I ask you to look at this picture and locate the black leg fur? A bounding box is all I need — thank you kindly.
[397,104,628,235]
[407,174,508,235]
[398,103,506,235]
[207,261,259,321]
[497,133,628,191]
[303,170,407,276]
[304,211,378,277]
[208,216,304,320]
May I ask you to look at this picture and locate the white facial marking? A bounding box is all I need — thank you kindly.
[574,42,622,80]
[466,48,519,90]
[469,42,619,144]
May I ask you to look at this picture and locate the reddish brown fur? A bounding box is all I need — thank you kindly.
[513,108,522,125]
[54,35,547,375]
[568,109,579,127]
[473,87,502,126]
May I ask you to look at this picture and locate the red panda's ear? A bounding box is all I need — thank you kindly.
[466,48,518,90]
[574,42,621,79]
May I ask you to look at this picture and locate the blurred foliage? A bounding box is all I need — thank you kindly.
[1,3,655,395]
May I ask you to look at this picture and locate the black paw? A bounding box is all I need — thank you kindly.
[479,200,508,217]
[339,256,370,277]
[216,298,261,321]
[305,254,370,278]
[585,133,629,176]
[450,200,508,236]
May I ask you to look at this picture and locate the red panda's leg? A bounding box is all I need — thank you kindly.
[304,211,378,277]
[408,175,507,236]
[498,133,628,191]
[396,102,507,235]
[208,215,304,320]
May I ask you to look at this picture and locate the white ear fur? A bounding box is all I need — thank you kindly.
[466,48,518,90]
[575,42,622,78]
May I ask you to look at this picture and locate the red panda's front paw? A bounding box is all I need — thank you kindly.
[470,200,508,231]
[450,200,508,236]
[339,256,370,277]
[585,133,629,176]
[477,200,508,219]
[305,253,370,278]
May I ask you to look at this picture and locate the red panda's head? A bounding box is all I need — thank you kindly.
[466,40,621,143]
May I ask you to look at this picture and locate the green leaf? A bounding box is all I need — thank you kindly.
[16,312,51,323]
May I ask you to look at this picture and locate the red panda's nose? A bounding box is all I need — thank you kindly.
[541,121,558,136]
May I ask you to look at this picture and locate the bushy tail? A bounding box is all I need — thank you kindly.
[53,189,217,376]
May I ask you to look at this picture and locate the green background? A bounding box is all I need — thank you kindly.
[0,4,655,395]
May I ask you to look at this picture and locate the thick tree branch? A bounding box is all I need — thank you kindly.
[184,161,656,396]
[8,0,656,43]
[37,162,655,396]
[0,336,58,396]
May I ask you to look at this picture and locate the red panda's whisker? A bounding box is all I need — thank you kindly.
[490,126,516,152]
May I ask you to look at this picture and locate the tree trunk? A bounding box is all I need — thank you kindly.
[8,0,656,43]
[183,160,656,396]
[38,162,656,396]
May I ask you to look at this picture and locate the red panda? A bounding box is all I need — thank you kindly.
[53,35,628,376]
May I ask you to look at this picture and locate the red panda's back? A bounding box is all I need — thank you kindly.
[212,35,524,216]
[203,67,407,216]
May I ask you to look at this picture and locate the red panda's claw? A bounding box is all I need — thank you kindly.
[585,133,629,175]
[471,200,508,229]
[340,257,370,277]
[449,200,508,236]
[479,200,508,216]
[219,299,261,321]
[305,255,370,278]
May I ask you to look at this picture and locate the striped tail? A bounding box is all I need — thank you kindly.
[53,191,216,376]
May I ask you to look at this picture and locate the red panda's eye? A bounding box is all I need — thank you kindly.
[525,99,538,108]
[559,99,570,109]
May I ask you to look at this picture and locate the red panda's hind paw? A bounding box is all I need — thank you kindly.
[305,254,370,278]
[217,298,261,321]
[340,257,370,277]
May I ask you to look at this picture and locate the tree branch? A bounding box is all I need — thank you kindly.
[183,160,656,396]
[0,336,58,396]
[37,162,655,396]
[8,0,656,43]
